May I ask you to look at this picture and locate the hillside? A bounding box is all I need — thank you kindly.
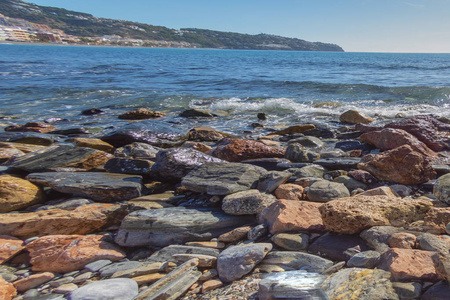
[0,0,344,51]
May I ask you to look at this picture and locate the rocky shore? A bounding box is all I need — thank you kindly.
[1,108,450,300]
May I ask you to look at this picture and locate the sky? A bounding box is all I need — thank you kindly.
[29,0,450,53]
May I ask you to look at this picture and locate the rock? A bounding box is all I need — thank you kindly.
[0,147,24,163]
[309,232,370,261]
[211,138,285,162]
[434,174,450,205]
[110,262,164,278]
[320,148,346,159]
[202,279,223,293]
[180,141,212,153]
[0,175,44,213]
[13,272,55,293]
[242,158,290,171]
[284,144,319,163]
[84,260,113,272]
[35,198,93,212]
[104,158,153,175]
[259,200,325,234]
[294,177,323,188]
[27,235,125,273]
[384,115,450,151]
[288,164,326,179]
[68,137,114,153]
[118,108,166,120]
[274,184,304,201]
[315,157,361,170]
[392,282,421,300]
[259,270,326,300]
[222,190,276,215]
[333,175,367,191]
[348,169,378,184]
[268,124,316,136]
[132,273,165,286]
[271,233,309,251]
[114,142,159,159]
[0,203,127,239]
[0,276,16,300]
[360,128,437,157]
[10,145,113,173]
[185,241,225,249]
[174,254,217,267]
[417,233,450,284]
[306,180,350,202]
[248,224,268,241]
[388,232,417,249]
[27,172,142,202]
[53,283,78,294]
[182,162,266,195]
[321,268,398,300]
[379,248,439,282]
[5,122,56,133]
[218,226,252,243]
[287,136,324,149]
[99,261,144,277]
[257,171,291,193]
[0,236,24,264]
[339,110,374,124]
[179,109,214,118]
[360,226,403,252]
[259,251,333,274]
[424,207,450,234]
[0,131,55,146]
[81,108,103,115]
[69,278,138,300]
[217,243,272,282]
[188,126,226,141]
[148,245,219,263]
[199,269,218,281]
[319,196,432,234]
[347,251,381,268]
[101,120,187,148]
[115,207,255,247]
[422,281,450,300]
[152,148,223,181]
[359,186,397,197]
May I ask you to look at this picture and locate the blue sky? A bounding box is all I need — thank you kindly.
[30,0,450,53]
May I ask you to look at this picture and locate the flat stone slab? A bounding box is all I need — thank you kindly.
[258,251,334,274]
[27,172,142,202]
[0,132,55,146]
[115,207,255,247]
[148,245,220,263]
[314,158,361,170]
[69,278,138,300]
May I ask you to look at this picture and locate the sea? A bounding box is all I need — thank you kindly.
[1,43,450,135]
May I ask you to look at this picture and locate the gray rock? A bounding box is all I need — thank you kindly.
[151,148,224,181]
[182,162,267,195]
[271,233,309,251]
[347,251,381,268]
[285,144,320,163]
[148,245,220,263]
[99,261,144,278]
[333,175,367,191]
[115,207,255,247]
[217,243,272,282]
[34,198,93,212]
[259,251,333,274]
[392,282,421,300]
[390,184,413,197]
[446,223,450,235]
[294,177,323,188]
[0,272,18,282]
[308,232,370,261]
[114,142,160,159]
[417,233,450,283]
[434,173,450,205]
[49,276,75,288]
[360,226,403,252]
[422,281,450,300]
[84,260,113,272]
[248,224,268,241]
[27,172,142,202]
[257,171,291,193]
[241,158,290,171]
[104,158,153,175]
[315,157,361,170]
[69,278,139,300]
[0,131,55,146]
[288,164,326,179]
[320,149,346,159]
[306,180,350,202]
[288,136,325,149]
[222,190,276,215]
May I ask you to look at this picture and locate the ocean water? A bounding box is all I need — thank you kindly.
[1,44,450,135]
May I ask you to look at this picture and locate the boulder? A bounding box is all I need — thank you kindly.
[188,126,227,141]
[68,137,115,153]
[0,235,24,264]
[422,281,450,300]
[257,171,291,193]
[388,232,417,249]
[417,233,450,284]
[148,245,219,263]
[306,180,350,202]
[0,131,55,146]
[179,109,214,118]
[222,190,276,215]
[5,122,56,133]
[69,278,138,300]
[114,142,159,159]
[284,144,319,163]
[182,162,266,195]
[358,145,436,185]
[104,158,154,175]
[0,276,16,300]
[424,207,450,234]
[308,232,370,261]
[319,195,432,234]
[0,175,44,213]
[258,251,333,274]
[360,226,404,252]
[347,251,381,268]
[339,110,374,124]
[0,142,46,154]
[392,282,422,300]
[259,200,325,234]
[27,235,125,273]
[27,172,142,202]
[115,207,255,247]
[211,138,285,162]
[118,108,166,120]
[333,175,367,191]
[434,174,450,205]
[274,184,304,201]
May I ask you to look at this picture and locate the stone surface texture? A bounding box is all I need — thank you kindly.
[211,138,285,162]
[0,175,44,213]
[339,110,374,124]
[306,180,350,202]
[222,189,276,215]
[0,276,17,300]
[0,235,24,264]
[69,278,139,300]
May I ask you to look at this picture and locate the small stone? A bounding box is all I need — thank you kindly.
[84,260,113,272]
[118,108,166,120]
[199,269,218,281]
[0,236,24,264]
[259,251,333,274]
[49,276,74,288]
[53,283,78,294]
[184,241,225,249]
[392,282,422,300]
[388,232,417,249]
[248,224,268,241]
[188,127,226,141]
[257,171,291,193]
[202,279,223,293]
[347,251,381,268]
[218,226,252,243]
[99,261,144,278]
[306,180,350,202]
[222,189,276,215]
[268,124,316,136]
[271,233,309,251]
[69,278,139,300]
[69,138,114,153]
[81,108,103,115]
[132,273,165,285]
[274,184,304,201]
[284,144,320,163]
[173,254,217,267]
[5,122,56,133]
[72,272,92,284]
[211,138,285,162]
[13,272,55,293]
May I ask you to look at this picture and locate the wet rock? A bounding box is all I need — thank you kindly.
[0,236,24,264]
[259,200,325,234]
[0,276,16,300]
[339,110,374,124]
[288,164,326,178]
[69,278,138,300]
[27,235,125,273]
[422,281,450,300]
[104,158,153,175]
[257,171,291,193]
[319,148,346,158]
[148,245,219,263]
[271,233,309,251]
[242,158,290,171]
[348,170,378,184]
[284,144,319,163]
[152,148,223,181]
[114,142,160,159]
[335,140,373,152]
[182,162,266,195]
[333,175,367,191]
[0,147,24,163]
[287,136,324,149]
[259,251,333,274]
[222,189,276,215]
[118,108,166,120]
[0,175,44,213]
[321,268,398,300]
[308,232,370,261]
[10,145,113,173]
[268,124,316,136]
[358,145,436,185]
[188,126,226,141]
[319,195,432,234]
[211,138,285,162]
[388,232,417,249]
[0,132,55,146]
[274,184,304,201]
[27,172,142,202]
[424,207,450,234]
[0,203,127,239]
[5,122,56,133]
[315,157,361,170]
[81,108,103,115]
[306,180,350,202]
[179,109,214,118]
[13,272,55,293]
[101,120,188,148]
[218,226,252,243]
[115,207,255,247]
[434,174,450,205]
[347,251,381,268]
[34,198,93,212]
[217,243,272,282]
[68,137,114,153]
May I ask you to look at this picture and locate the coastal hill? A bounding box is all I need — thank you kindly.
[0,0,344,51]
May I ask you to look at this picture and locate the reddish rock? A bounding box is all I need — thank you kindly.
[13,272,55,293]
[384,115,450,151]
[118,108,166,120]
[388,232,417,249]
[211,138,285,162]
[0,276,17,300]
[258,200,325,234]
[202,279,223,293]
[0,203,128,239]
[188,127,228,142]
[348,170,378,184]
[0,175,44,213]
[26,235,125,273]
[424,207,450,234]
[358,145,436,185]
[274,184,304,201]
[4,122,56,133]
[0,235,24,264]
[319,195,432,234]
[339,110,374,124]
[360,128,437,157]
[379,248,440,281]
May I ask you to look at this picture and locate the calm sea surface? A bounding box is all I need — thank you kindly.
[1,44,450,134]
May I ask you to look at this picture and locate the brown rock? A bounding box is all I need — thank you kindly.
[384,115,450,151]
[68,137,115,153]
[267,124,315,136]
[388,232,417,249]
[13,272,55,292]
[0,175,44,213]
[27,235,125,273]
[132,273,165,285]
[188,127,228,141]
[185,241,225,249]
[355,123,383,133]
[319,195,433,234]
[211,138,285,162]
[274,184,304,201]
[424,207,450,234]
[379,248,440,281]
[360,128,437,157]
[202,279,223,293]
[0,142,46,153]
[339,110,374,124]
[348,170,378,184]
[259,200,325,234]
[181,141,212,153]
[218,226,252,243]
[118,108,166,120]
[0,203,128,239]
[0,235,24,264]
[4,122,56,133]
[0,148,24,163]
[358,186,398,197]
[358,145,436,185]
[0,276,16,300]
